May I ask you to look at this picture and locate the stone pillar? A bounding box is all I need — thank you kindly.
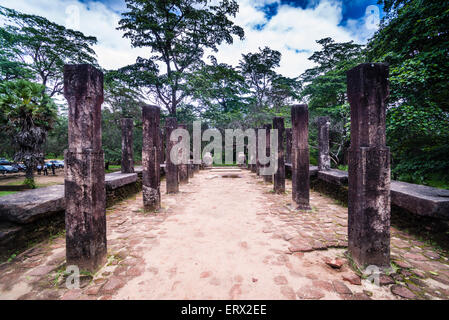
[121,118,134,173]
[63,64,106,272]
[317,117,331,171]
[250,137,257,173]
[256,128,260,176]
[177,124,189,184]
[285,128,292,164]
[347,63,391,268]
[165,118,179,193]
[142,105,161,211]
[291,104,311,210]
[159,128,164,164]
[188,161,194,178]
[273,117,285,193]
[262,124,273,183]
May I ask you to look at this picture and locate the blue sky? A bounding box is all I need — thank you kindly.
[0,0,383,78]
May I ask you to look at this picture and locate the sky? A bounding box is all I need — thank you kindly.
[0,0,383,78]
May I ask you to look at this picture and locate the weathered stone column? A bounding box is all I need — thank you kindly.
[142,105,161,211]
[256,128,260,176]
[177,124,189,184]
[250,135,257,173]
[273,117,285,193]
[188,161,194,178]
[159,128,164,164]
[285,128,292,164]
[317,116,331,171]
[347,63,391,268]
[262,124,273,183]
[121,118,134,173]
[63,64,106,272]
[291,104,311,210]
[165,118,179,193]
[194,163,200,173]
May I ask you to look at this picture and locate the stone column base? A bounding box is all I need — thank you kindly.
[64,149,107,272]
[143,185,161,211]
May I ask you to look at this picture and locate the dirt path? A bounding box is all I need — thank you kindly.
[113,168,391,300]
[1,167,448,300]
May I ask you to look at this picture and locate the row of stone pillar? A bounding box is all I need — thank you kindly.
[63,64,200,272]
[249,63,391,269]
[123,116,195,206]
[64,62,390,272]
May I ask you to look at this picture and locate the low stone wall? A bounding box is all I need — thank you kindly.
[306,167,449,220]
[0,171,144,262]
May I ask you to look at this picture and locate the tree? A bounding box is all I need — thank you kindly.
[100,70,146,164]
[239,47,281,124]
[299,38,364,165]
[0,79,57,187]
[366,0,449,185]
[187,59,250,128]
[104,70,145,118]
[368,0,449,111]
[117,0,244,115]
[0,5,98,97]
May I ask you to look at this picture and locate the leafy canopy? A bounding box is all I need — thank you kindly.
[0,5,98,97]
[118,0,245,115]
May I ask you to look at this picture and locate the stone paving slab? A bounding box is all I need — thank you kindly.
[0,185,65,224]
[261,175,449,300]
[317,169,348,186]
[105,172,138,190]
[391,181,449,219]
[0,172,141,225]
[0,169,448,300]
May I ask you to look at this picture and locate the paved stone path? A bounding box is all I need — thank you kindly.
[0,169,448,300]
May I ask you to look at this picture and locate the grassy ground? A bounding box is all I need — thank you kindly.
[0,191,17,197]
[212,163,240,167]
[336,165,448,190]
[105,165,121,174]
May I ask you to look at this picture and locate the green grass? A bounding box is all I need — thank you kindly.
[422,178,449,190]
[105,165,121,174]
[0,191,17,197]
[212,163,240,167]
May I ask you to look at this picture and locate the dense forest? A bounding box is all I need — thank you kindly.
[0,0,448,189]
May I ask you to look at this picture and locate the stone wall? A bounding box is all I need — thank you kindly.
[308,168,449,221]
[0,170,145,262]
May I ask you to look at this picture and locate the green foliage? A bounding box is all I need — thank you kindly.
[367,0,449,185]
[0,79,57,182]
[369,0,449,111]
[0,5,98,97]
[300,38,364,166]
[23,177,36,189]
[386,104,449,185]
[187,59,250,129]
[45,116,68,159]
[238,47,300,126]
[117,0,244,115]
[0,191,17,197]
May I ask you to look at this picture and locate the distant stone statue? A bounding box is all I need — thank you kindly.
[237,152,246,167]
[203,152,213,167]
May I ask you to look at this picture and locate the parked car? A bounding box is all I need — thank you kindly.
[0,159,11,165]
[0,165,19,174]
[11,163,26,172]
[49,160,64,168]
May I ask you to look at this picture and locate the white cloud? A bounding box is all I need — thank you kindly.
[0,0,149,70]
[210,0,377,78]
[0,0,378,78]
